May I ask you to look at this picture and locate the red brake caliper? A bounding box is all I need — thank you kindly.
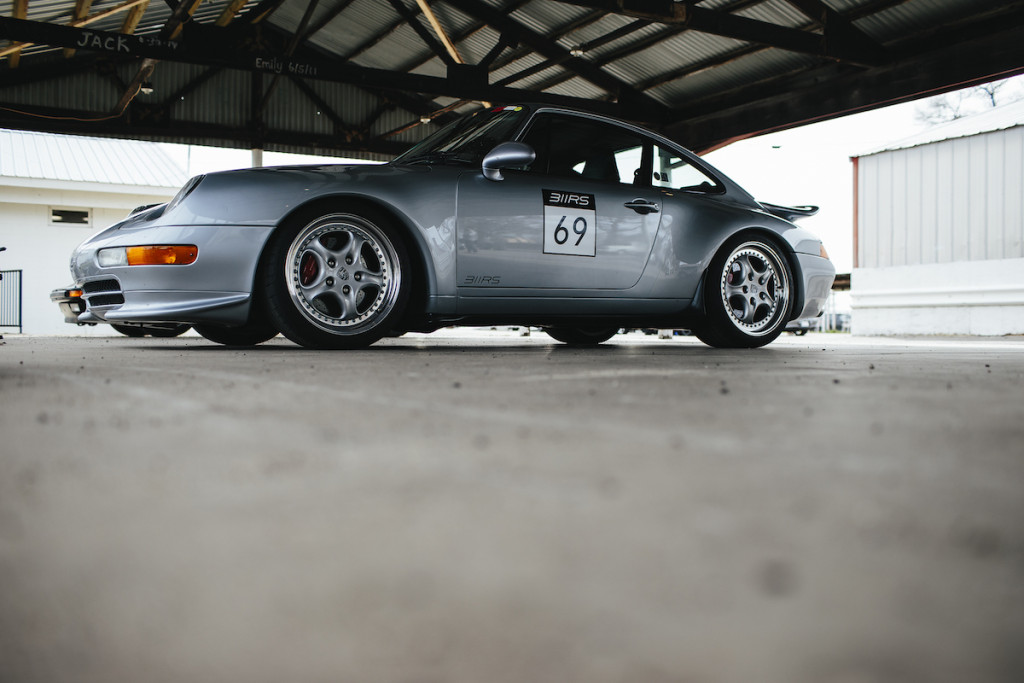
[299,252,319,286]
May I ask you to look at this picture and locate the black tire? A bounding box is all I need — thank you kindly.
[111,323,190,338]
[544,326,618,345]
[111,323,147,337]
[260,206,411,349]
[148,324,191,338]
[194,317,278,346]
[694,234,794,349]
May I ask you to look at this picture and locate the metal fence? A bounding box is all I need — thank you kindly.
[0,270,23,334]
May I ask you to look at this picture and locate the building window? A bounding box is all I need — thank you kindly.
[49,208,92,226]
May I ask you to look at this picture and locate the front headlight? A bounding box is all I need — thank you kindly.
[98,245,198,267]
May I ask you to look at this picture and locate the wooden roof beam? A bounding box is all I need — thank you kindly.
[415,0,463,64]
[120,0,149,34]
[386,0,455,67]
[215,0,249,27]
[443,0,668,120]
[63,0,94,58]
[551,0,884,66]
[7,0,27,67]
[0,0,150,59]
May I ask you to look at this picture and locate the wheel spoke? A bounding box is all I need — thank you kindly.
[301,277,333,300]
[356,271,384,288]
[346,234,368,266]
[307,238,335,263]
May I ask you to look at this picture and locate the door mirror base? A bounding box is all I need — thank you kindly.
[482,142,536,181]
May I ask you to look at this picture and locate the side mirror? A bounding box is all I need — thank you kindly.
[481,142,535,182]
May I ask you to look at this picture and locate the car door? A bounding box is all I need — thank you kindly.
[456,112,663,297]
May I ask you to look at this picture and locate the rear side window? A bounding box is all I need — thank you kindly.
[520,114,646,186]
[651,144,722,193]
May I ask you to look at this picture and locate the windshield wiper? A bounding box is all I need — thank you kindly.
[400,150,473,166]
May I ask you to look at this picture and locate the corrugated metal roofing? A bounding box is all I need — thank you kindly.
[859,98,1024,156]
[0,127,186,186]
[0,0,1020,156]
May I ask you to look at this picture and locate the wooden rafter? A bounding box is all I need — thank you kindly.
[7,0,28,67]
[414,0,462,64]
[551,0,885,66]
[112,0,203,114]
[386,0,454,66]
[495,18,648,88]
[393,0,531,74]
[257,0,320,112]
[63,0,94,57]
[443,0,666,118]
[0,0,150,58]
[120,0,149,34]
[297,0,357,42]
[215,0,249,27]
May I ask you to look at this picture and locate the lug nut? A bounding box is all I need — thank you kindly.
[354,273,362,281]
[328,259,336,268]
[343,285,351,294]
[326,277,335,286]
[345,257,353,265]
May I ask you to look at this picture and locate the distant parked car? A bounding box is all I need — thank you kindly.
[785,319,816,335]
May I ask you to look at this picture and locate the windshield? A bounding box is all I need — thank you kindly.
[392,106,530,166]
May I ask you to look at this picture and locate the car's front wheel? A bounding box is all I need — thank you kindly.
[194,317,278,346]
[695,236,793,348]
[544,326,618,345]
[261,207,411,349]
[111,323,191,338]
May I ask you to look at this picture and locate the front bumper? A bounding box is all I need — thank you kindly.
[69,223,276,327]
[50,285,90,325]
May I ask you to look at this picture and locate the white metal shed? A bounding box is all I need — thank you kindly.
[850,100,1024,335]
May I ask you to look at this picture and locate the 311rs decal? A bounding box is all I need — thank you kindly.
[543,189,596,257]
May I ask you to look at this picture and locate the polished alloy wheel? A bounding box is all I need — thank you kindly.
[719,241,790,336]
[285,214,401,334]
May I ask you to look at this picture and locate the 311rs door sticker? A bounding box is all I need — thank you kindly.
[543,189,596,257]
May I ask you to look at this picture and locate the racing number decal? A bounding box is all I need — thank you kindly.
[543,189,596,257]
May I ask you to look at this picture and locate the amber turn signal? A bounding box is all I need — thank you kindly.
[68,289,83,298]
[125,245,198,266]
[820,243,830,260]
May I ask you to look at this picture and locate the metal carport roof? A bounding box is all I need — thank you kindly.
[1,0,1022,159]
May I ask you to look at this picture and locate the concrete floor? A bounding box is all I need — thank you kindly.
[1,330,1022,683]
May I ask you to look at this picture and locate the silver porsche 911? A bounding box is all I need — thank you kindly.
[57,104,835,349]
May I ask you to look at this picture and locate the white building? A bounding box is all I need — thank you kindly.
[850,100,1024,335]
[0,130,186,335]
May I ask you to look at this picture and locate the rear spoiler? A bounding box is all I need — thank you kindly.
[760,202,819,222]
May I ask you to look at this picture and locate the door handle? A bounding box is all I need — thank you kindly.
[624,199,659,214]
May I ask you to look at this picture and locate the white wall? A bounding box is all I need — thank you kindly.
[851,258,1024,335]
[856,126,1024,268]
[0,181,175,335]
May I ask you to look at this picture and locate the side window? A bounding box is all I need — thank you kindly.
[521,114,645,186]
[652,144,721,193]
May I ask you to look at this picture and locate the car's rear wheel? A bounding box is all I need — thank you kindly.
[261,207,410,349]
[694,235,793,348]
[544,326,618,345]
